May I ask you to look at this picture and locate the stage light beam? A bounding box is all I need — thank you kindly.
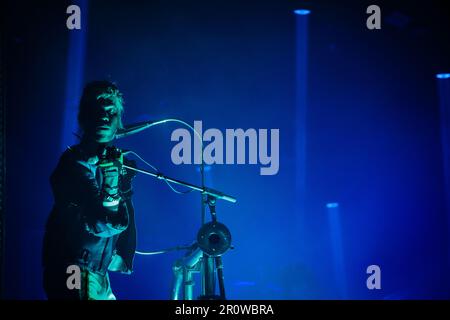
[294,9,311,15]
[437,73,450,79]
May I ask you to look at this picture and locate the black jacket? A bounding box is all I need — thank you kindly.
[43,144,137,275]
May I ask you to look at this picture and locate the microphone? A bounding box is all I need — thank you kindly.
[115,120,158,139]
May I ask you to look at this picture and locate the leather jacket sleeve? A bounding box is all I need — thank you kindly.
[112,158,138,273]
[51,148,129,238]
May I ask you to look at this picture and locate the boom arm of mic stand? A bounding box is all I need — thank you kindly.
[122,164,237,204]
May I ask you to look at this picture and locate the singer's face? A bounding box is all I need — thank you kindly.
[85,97,120,143]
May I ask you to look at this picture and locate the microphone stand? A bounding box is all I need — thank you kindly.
[123,163,235,299]
[200,196,226,300]
[122,164,236,204]
[118,118,235,300]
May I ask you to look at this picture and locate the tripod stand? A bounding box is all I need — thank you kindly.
[121,162,235,300]
[115,118,235,300]
[171,195,232,300]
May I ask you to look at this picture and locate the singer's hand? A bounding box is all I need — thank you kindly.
[97,146,124,168]
[98,147,123,209]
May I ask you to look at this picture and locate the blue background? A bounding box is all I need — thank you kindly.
[4,0,450,299]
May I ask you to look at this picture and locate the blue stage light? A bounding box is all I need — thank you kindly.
[294,9,311,15]
[326,202,339,208]
[437,73,450,79]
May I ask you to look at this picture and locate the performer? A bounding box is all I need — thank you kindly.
[42,81,137,300]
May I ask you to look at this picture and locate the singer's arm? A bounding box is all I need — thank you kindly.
[51,149,129,238]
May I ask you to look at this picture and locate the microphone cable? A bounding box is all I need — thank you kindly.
[123,118,205,256]
[125,150,191,195]
[123,118,204,195]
